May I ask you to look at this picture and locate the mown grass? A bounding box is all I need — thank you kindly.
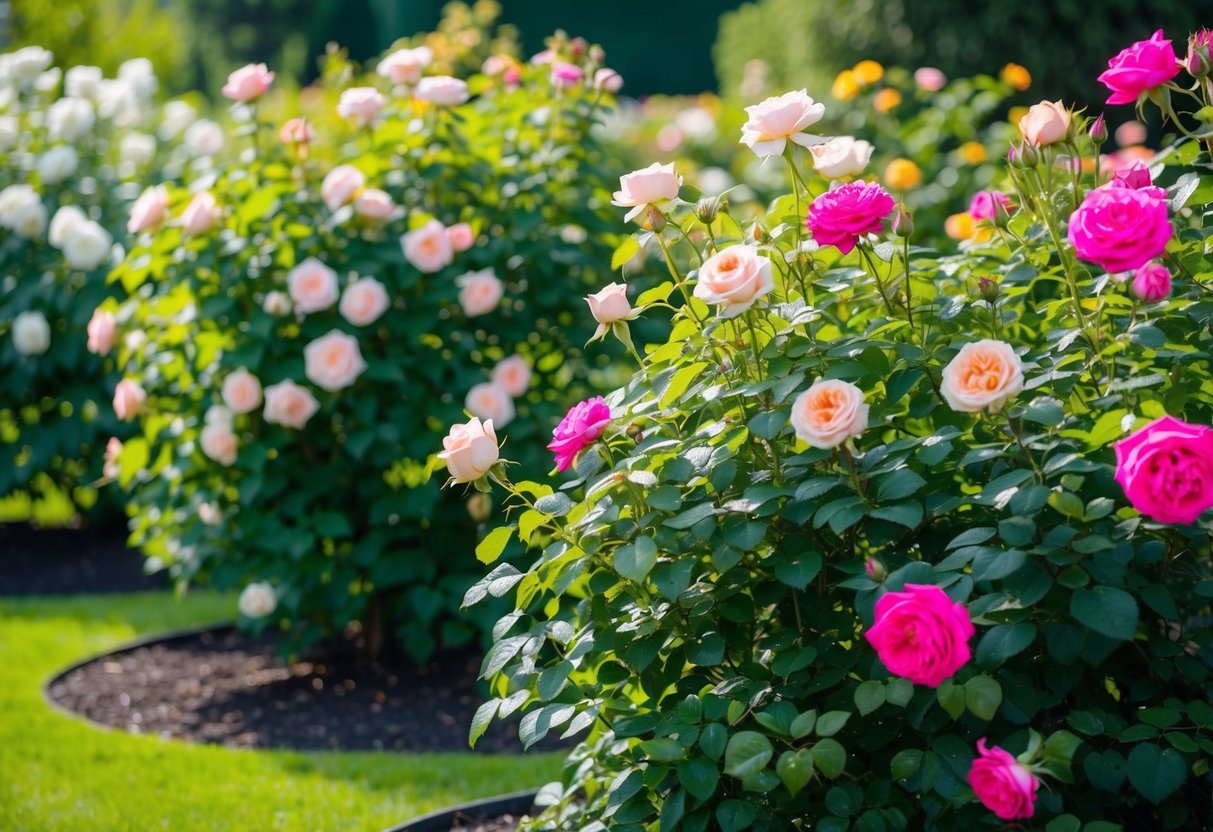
[0,591,561,831]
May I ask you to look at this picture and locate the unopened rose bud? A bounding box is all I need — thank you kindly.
[695,195,727,225]
[1088,114,1107,145]
[626,422,644,443]
[864,558,886,581]
[1018,143,1040,167]
[589,45,605,64]
[892,207,913,238]
[977,277,1000,304]
[1186,33,1213,78]
[751,223,767,242]
[467,492,492,522]
[1006,145,1019,166]
[643,205,666,233]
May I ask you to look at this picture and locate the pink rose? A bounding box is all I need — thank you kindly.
[612,162,681,222]
[353,188,394,220]
[1114,415,1213,524]
[594,67,623,93]
[402,219,454,273]
[279,117,312,144]
[103,436,122,479]
[864,583,974,687]
[968,739,1039,820]
[199,422,238,466]
[1131,261,1171,302]
[482,55,511,76]
[491,355,531,397]
[438,417,500,483]
[914,67,947,91]
[221,368,262,414]
[113,378,146,421]
[337,86,386,126]
[321,165,365,211]
[790,379,868,449]
[221,63,274,102]
[377,46,433,86]
[809,136,874,179]
[1068,186,1171,274]
[967,191,1014,223]
[127,185,168,233]
[465,382,515,428]
[263,379,319,429]
[181,191,221,236]
[503,67,521,87]
[339,277,390,326]
[445,222,475,252]
[585,283,632,325]
[693,244,774,318]
[456,269,504,317]
[287,257,340,313]
[415,76,469,107]
[805,180,896,254]
[740,89,828,157]
[303,330,367,391]
[1098,30,1180,105]
[548,396,611,473]
[1018,100,1070,146]
[86,308,116,355]
[1108,161,1154,190]
[550,61,583,88]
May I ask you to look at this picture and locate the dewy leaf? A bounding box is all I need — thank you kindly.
[724,731,774,778]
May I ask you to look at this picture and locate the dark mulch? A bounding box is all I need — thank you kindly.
[451,815,521,831]
[48,627,569,754]
[0,522,162,596]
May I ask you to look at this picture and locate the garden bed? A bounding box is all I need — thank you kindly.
[384,791,536,832]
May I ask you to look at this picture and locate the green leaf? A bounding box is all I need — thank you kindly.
[886,678,914,707]
[869,501,923,528]
[963,675,1003,721]
[854,681,886,716]
[475,526,515,564]
[1070,586,1139,641]
[789,710,817,739]
[534,492,573,516]
[1126,743,1186,804]
[661,362,710,407]
[715,800,758,832]
[468,699,500,748]
[700,723,728,760]
[776,750,814,796]
[665,502,719,530]
[890,749,923,781]
[937,682,965,720]
[748,409,787,440]
[975,622,1037,666]
[641,738,686,763]
[876,468,927,501]
[815,710,851,737]
[810,738,847,779]
[1083,750,1126,792]
[724,731,774,779]
[679,758,720,801]
[611,236,641,270]
[1042,730,1083,783]
[615,536,658,583]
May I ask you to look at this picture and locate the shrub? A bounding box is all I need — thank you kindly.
[469,31,1213,831]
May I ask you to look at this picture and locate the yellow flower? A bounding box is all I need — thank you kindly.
[832,70,860,101]
[873,88,902,113]
[1008,106,1029,127]
[1001,63,1032,91]
[852,60,884,85]
[883,158,922,190]
[945,212,976,240]
[958,141,987,165]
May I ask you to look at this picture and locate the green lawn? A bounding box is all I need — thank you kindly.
[0,591,562,832]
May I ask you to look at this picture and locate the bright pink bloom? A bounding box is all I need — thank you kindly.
[805,180,895,254]
[864,583,973,687]
[914,67,946,91]
[1114,415,1213,524]
[1067,186,1171,274]
[1131,261,1171,302]
[1098,30,1180,105]
[547,396,611,473]
[550,61,583,88]
[967,191,1013,223]
[968,739,1038,820]
[1108,160,1153,190]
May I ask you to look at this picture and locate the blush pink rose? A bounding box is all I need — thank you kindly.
[438,417,499,483]
[1114,415,1213,524]
[594,67,623,93]
[968,739,1039,820]
[1131,261,1171,302]
[790,379,868,449]
[103,436,122,479]
[377,46,433,85]
[339,277,390,326]
[415,76,469,106]
[113,378,146,421]
[263,379,319,429]
[181,191,221,236]
[693,244,775,318]
[127,185,168,233]
[611,162,681,222]
[337,86,386,126]
[739,89,828,157]
[1068,186,1172,274]
[967,191,1014,223]
[221,368,263,414]
[1018,101,1070,147]
[1098,30,1181,105]
[550,61,583,88]
[548,396,611,473]
[402,219,454,273]
[321,165,366,211]
[86,308,116,355]
[585,283,632,325]
[199,422,238,466]
[805,180,896,254]
[464,382,515,428]
[303,330,367,392]
[864,583,974,687]
[491,355,531,397]
[279,117,312,145]
[222,63,274,102]
[456,269,504,317]
[287,258,340,313]
[445,222,475,252]
[353,188,394,220]
[914,67,947,91]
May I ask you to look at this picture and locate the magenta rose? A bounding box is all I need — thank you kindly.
[1131,261,1171,302]
[1067,186,1171,274]
[864,583,974,687]
[967,191,1014,223]
[967,739,1038,820]
[548,396,611,473]
[1114,415,1213,524]
[805,180,895,254]
[1098,30,1181,105]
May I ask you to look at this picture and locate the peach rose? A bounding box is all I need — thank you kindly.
[415,76,469,106]
[1019,101,1070,147]
[238,582,276,618]
[199,422,238,466]
[377,46,433,85]
[222,63,274,102]
[402,219,454,273]
[181,191,221,236]
[585,283,632,325]
[791,379,869,449]
[941,340,1024,413]
[456,269,504,317]
[337,86,386,126]
[221,368,263,414]
[438,417,500,483]
[262,379,319,429]
[103,436,122,479]
[279,117,312,144]
[491,355,531,397]
[693,244,774,318]
[287,258,339,313]
[86,308,116,355]
[339,277,390,326]
[113,378,146,421]
[321,165,365,212]
[740,89,828,157]
[611,162,681,222]
[353,188,394,220]
[465,382,516,428]
[445,222,475,252]
[127,184,168,233]
[304,330,367,391]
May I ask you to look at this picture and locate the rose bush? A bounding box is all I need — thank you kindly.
[466,26,1213,831]
[104,32,620,660]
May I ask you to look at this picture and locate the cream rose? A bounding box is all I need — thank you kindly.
[113,378,147,421]
[465,382,516,428]
[61,219,112,271]
[491,355,531,397]
[740,89,828,157]
[353,188,394,220]
[810,136,874,179]
[415,76,469,106]
[337,86,386,126]
[339,277,390,326]
[611,162,681,221]
[87,309,117,355]
[438,417,500,483]
[184,119,224,156]
[262,380,320,428]
[585,283,632,324]
[456,269,504,317]
[199,422,238,466]
[46,97,95,141]
[693,244,775,318]
[790,379,869,449]
[12,311,50,356]
[303,331,367,391]
[49,205,86,248]
[119,133,156,167]
[1019,101,1071,147]
[198,502,222,526]
[263,291,292,316]
[402,219,454,273]
[65,65,103,99]
[181,191,221,236]
[221,368,263,414]
[321,165,366,211]
[445,222,475,252]
[378,46,433,85]
[287,258,340,313]
[37,146,78,184]
[127,185,168,233]
[941,340,1025,413]
[238,582,277,618]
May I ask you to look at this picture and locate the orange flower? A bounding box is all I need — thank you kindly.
[873,88,902,112]
[940,340,1024,413]
[958,141,987,164]
[853,59,884,85]
[945,212,977,240]
[832,70,860,101]
[883,158,922,190]
[1001,63,1032,91]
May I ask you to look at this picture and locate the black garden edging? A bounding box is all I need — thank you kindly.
[382,790,538,832]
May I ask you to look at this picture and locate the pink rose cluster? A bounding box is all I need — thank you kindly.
[805,180,896,254]
[548,396,612,473]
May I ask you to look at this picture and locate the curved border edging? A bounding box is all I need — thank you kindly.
[381,790,538,832]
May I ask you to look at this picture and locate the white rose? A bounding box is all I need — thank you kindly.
[95,79,140,127]
[377,46,433,85]
[3,47,52,85]
[0,185,44,236]
[415,76,469,106]
[120,133,156,166]
[49,204,87,248]
[12,311,51,356]
[8,197,47,239]
[34,67,61,94]
[238,582,277,618]
[198,502,222,526]
[740,89,829,157]
[0,116,18,151]
[37,145,78,184]
[65,65,103,99]
[118,58,158,98]
[46,97,96,142]
[263,291,292,316]
[159,100,197,139]
[61,220,113,271]
[810,136,874,179]
[184,119,224,156]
